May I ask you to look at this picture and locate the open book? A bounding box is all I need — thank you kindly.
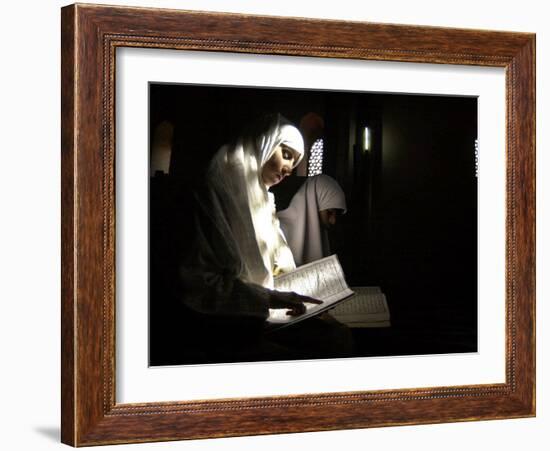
[328,286,391,328]
[267,255,355,330]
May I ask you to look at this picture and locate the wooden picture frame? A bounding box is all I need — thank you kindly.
[61,3,535,446]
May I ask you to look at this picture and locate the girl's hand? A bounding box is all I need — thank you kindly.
[268,291,323,316]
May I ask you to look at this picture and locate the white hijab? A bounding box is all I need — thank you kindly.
[277,174,346,266]
[206,114,304,288]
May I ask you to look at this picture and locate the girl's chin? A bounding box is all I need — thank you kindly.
[264,175,281,188]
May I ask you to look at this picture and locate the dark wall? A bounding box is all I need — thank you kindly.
[375,95,477,298]
[364,94,478,347]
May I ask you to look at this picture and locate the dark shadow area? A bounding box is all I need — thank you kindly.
[148,83,478,365]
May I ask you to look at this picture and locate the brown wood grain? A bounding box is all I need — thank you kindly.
[61,3,536,446]
[60,5,76,446]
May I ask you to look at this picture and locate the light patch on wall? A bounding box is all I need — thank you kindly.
[150,120,174,176]
[363,126,370,152]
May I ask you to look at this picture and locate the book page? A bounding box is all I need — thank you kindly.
[329,286,390,325]
[268,255,354,327]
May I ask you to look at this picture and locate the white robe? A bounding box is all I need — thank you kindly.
[181,114,304,318]
[277,175,347,266]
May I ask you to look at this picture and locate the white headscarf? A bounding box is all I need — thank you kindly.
[206,114,304,288]
[277,174,346,266]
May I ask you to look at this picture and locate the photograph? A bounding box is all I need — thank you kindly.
[148,83,478,366]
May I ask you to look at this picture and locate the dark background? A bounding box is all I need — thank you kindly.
[149,83,478,363]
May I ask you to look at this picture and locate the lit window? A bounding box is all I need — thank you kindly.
[308,138,324,176]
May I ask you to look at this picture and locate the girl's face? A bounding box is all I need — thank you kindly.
[318,209,342,230]
[261,144,299,188]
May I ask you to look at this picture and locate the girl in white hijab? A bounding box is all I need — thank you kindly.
[181,114,318,319]
[277,174,347,266]
[208,114,304,288]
